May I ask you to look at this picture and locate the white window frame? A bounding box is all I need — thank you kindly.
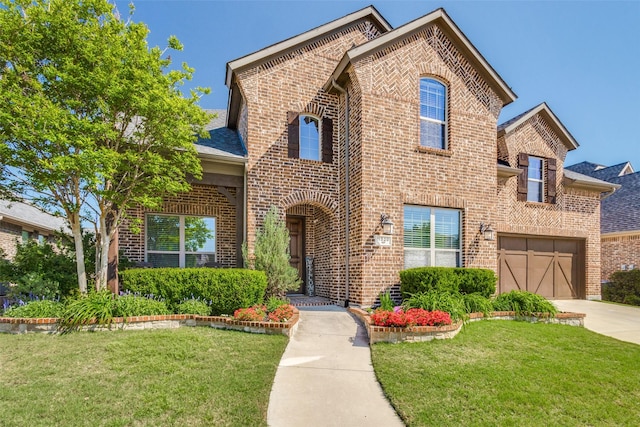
[404,205,461,269]
[145,213,216,268]
[527,156,545,203]
[419,77,448,150]
[299,114,321,161]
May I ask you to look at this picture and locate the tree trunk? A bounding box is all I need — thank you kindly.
[95,207,118,291]
[70,214,87,294]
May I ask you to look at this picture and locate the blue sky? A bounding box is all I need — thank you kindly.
[114,0,640,170]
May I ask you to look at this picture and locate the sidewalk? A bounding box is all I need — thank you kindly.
[267,305,404,427]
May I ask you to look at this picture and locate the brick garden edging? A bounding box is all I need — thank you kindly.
[0,308,300,336]
[349,307,585,344]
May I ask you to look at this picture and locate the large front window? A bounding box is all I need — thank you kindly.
[419,78,447,149]
[404,206,461,269]
[527,156,545,202]
[146,214,216,268]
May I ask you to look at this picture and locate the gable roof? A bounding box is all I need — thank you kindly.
[498,102,579,151]
[565,161,604,176]
[225,5,392,88]
[0,199,68,233]
[194,109,246,162]
[563,169,620,193]
[324,8,516,105]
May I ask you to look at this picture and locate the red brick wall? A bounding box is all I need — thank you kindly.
[601,233,640,281]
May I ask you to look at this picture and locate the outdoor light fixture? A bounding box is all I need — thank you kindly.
[480,222,495,241]
[380,214,394,235]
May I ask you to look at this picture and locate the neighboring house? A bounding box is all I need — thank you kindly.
[0,199,68,259]
[118,6,616,305]
[566,161,637,281]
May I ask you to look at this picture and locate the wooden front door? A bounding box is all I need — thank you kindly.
[286,216,305,294]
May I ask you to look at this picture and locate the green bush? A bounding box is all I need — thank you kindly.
[3,299,64,318]
[492,291,557,316]
[402,290,467,321]
[400,267,460,297]
[603,270,640,306]
[114,293,170,317]
[378,291,395,311]
[265,296,289,313]
[176,298,211,316]
[454,268,497,298]
[120,268,267,315]
[462,293,494,316]
[59,290,117,330]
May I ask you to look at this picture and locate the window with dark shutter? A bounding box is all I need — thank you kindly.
[546,158,557,204]
[322,117,333,163]
[517,153,529,202]
[287,111,299,158]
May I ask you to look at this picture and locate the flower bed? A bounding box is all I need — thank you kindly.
[349,307,585,344]
[0,307,300,336]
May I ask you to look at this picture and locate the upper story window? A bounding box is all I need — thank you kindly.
[287,111,333,163]
[146,214,216,268]
[518,153,557,203]
[527,156,545,202]
[299,115,320,161]
[419,78,447,149]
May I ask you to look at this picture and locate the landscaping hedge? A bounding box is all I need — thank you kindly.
[400,267,496,298]
[119,268,267,315]
[603,270,640,306]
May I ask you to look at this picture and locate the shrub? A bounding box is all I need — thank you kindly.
[3,299,64,318]
[400,267,460,297]
[234,305,266,321]
[603,270,640,306]
[492,291,557,316]
[59,290,117,330]
[6,272,60,300]
[176,298,211,316]
[243,206,301,298]
[462,293,494,316]
[454,268,497,298]
[266,296,289,313]
[120,268,267,315]
[114,293,170,317]
[402,290,467,321]
[267,304,295,322]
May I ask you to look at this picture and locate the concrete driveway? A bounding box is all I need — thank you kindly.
[552,299,640,345]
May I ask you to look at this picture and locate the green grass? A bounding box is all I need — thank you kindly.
[0,328,288,427]
[372,321,640,426]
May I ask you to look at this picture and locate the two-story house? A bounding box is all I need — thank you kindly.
[119,6,616,306]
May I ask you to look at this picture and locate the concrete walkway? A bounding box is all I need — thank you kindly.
[553,299,640,345]
[267,305,404,427]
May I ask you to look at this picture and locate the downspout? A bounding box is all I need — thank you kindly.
[331,79,350,307]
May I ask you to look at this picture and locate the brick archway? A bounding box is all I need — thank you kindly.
[279,190,338,216]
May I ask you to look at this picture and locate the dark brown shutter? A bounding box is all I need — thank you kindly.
[287,111,299,158]
[546,158,557,204]
[517,153,529,202]
[322,117,333,164]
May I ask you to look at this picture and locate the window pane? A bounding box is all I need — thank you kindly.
[435,250,459,267]
[185,217,215,253]
[147,215,179,251]
[404,249,431,269]
[420,120,445,149]
[404,206,430,248]
[528,157,543,179]
[420,79,446,121]
[527,181,543,202]
[147,253,179,268]
[299,115,320,161]
[185,254,215,268]
[434,209,460,249]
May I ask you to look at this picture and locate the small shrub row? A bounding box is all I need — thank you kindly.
[371,308,452,327]
[400,267,497,298]
[233,301,295,323]
[120,268,267,315]
[603,270,640,306]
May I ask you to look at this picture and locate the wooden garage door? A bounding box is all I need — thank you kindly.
[497,236,585,299]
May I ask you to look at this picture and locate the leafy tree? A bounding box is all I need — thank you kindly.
[0,0,210,292]
[243,206,301,298]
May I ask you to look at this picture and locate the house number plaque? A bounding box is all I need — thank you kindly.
[374,235,392,247]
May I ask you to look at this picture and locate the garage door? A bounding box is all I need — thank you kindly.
[497,236,585,299]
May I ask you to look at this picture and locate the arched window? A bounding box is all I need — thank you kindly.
[299,114,320,161]
[419,78,447,149]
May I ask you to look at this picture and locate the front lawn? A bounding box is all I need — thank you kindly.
[372,321,640,426]
[0,328,288,427]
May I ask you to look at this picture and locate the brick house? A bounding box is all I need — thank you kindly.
[0,199,68,259]
[119,6,616,305]
[566,161,637,281]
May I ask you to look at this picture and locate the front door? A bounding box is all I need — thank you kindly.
[286,216,305,294]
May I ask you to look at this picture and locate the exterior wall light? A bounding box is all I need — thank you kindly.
[480,222,495,241]
[380,214,394,235]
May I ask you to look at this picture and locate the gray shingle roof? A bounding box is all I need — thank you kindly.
[195,109,246,160]
[565,161,603,176]
[0,200,68,232]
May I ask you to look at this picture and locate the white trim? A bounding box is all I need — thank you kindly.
[419,77,448,150]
